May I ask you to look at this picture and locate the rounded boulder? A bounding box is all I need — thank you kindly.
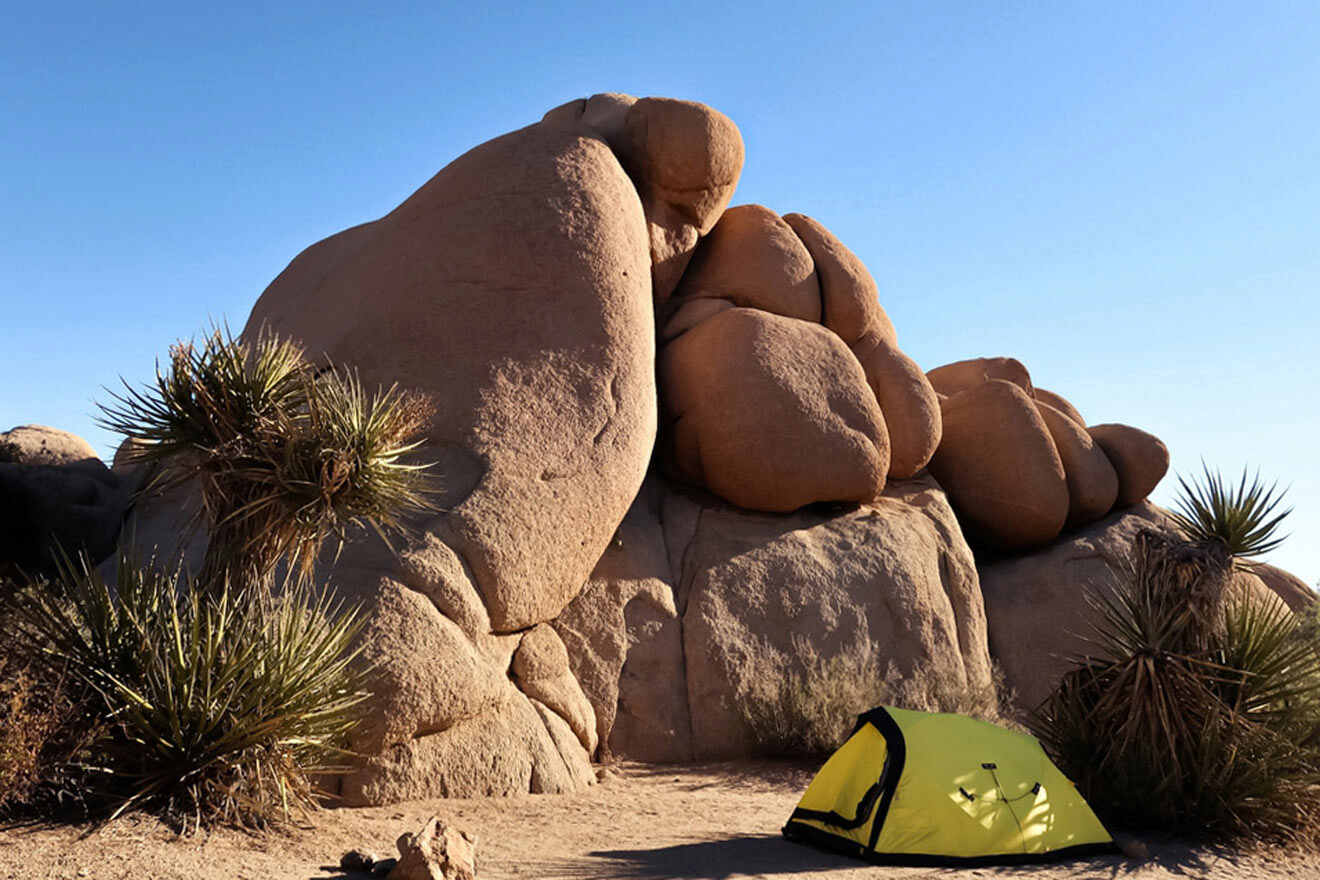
[928,380,1069,550]
[673,205,822,323]
[1088,423,1170,508]
[850,331,942,478]
[660,307,889,512]
[1037,402,1119,527]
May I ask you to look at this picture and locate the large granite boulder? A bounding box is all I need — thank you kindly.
[244,116,656,635]
[1087,424,1170,508]
[659,307,890,511]
[0,425,129,574]
[560,474,994,761]
[116,93,751,804]
[1251,562,1317,611]
[928,380,1070,550]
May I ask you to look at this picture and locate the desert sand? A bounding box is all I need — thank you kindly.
[2,761,1315,880]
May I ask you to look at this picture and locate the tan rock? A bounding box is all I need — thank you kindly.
[339,691,591,804]
[1036,402,1119,527]
[543,95,744,302]
[0,424,100,467]
[660,307,888,511]
[1033,388,1085,428]
[850,331,941,478]
[552,482,689,761]
[1088,423,1170,507]
[1250,562,1317,611]
[244,117,657,633]
[510,624,598,755]
[781,212,894,344]
[659,297,734,343]
[673,205,822,323]
[980,502,1173,709]
[1227,569,1291,616]
[928,380,1068,549]
[680,475,994,757]
[926,357,1033,398]
[389,815,477,880]
[341,578,509,757]
[1,426,128,573]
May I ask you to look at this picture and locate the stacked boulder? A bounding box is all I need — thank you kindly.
[101,89,1308,804]
[925,358,1169,551]
[658,205,941,511]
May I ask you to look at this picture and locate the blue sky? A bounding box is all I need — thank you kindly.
[3,1,1317,584]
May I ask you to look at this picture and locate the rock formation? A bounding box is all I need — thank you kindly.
[926,357,1169,551]
[81,90,1308,804]
[0,425,129,575]
[657,203,941,509]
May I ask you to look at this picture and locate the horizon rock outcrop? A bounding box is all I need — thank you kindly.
[0,425,129,575]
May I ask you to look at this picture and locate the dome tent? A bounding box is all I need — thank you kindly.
[783,706,1115,866]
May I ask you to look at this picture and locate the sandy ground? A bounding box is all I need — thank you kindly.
[1,761,1317,880]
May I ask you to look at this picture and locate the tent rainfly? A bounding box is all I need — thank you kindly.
[783,706,1116,866]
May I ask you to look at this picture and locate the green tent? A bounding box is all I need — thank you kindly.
[783,706,1115,866]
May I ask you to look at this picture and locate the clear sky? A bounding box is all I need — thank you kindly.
[3,1,1317,585]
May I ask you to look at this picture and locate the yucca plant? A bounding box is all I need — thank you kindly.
[98,324,435,590]
[1169,463,1292,561]
[9,548,371,830]
[1033,530,1320,841]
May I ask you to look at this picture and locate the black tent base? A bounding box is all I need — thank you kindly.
[782,819,1120,868]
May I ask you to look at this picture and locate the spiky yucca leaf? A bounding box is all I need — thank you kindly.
[97,324,435,588]
[1032,530,1320,841]
[1170,463,1292,559]
[10,548,372,830]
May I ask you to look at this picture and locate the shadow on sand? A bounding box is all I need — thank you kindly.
[472,833,1228,880]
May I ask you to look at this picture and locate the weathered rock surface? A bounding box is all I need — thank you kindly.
[649,201,941,511]
[1037,402,1119,527]
[660,307,889,511]
[552,480,688,761]
[680,474,993,757]
[781,212,893,344]
[979,503,1287,710]
[246,119,656,634]
[1033,388,1085,428]
[851,331,942,479]
[673,204,822,322]
[928,380,1069,549]
[389,815,478,880]
[510,624,599,755]
[1252,562,1317,611]
[1088,424,1171,508]
[1,425,128,573]
[923,358,1169,549]
[927,357,1033,398]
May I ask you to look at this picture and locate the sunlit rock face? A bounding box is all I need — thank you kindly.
[111,89,1181,804]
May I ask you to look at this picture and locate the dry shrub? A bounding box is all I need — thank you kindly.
[738,636,1013,756]
[0,585,97,818]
